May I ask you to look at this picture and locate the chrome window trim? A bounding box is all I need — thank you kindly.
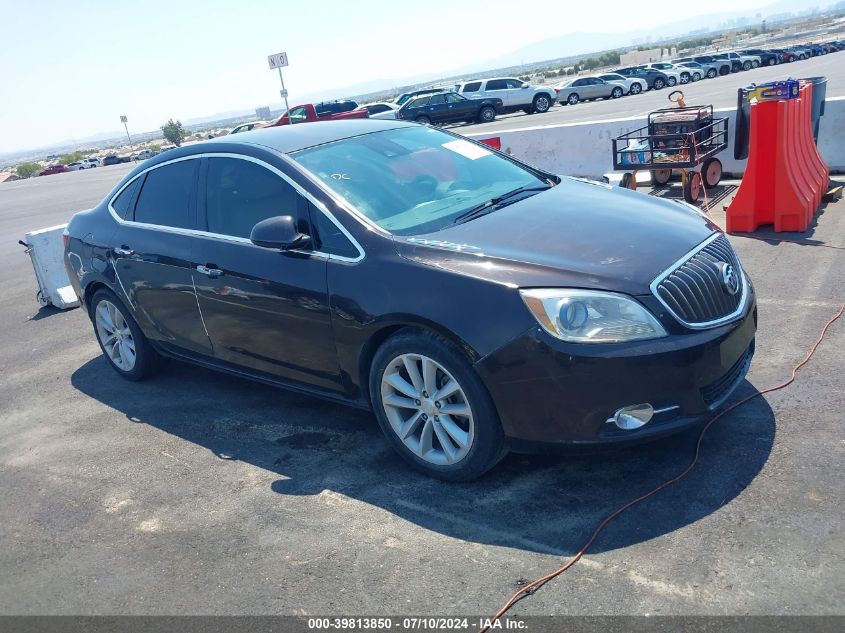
[649,232,749,330]
[107,152,365,263]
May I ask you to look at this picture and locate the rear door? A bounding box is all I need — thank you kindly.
[110,157,212,356]
[445,92,476,120]
[483,78,518,108]
[190,155,343,392]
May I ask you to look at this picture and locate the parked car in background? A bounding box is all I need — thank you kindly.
[637,63,681,86]
[269,101,369,126]
[397,91,502,125]
[597,72,647,94]
[81,158,100,168]
[230,121,268,134]
[394,88,445,107]
[362,102,400,120]
[673,62,705,82]
[102,155,131,166]
[614,67,670,90]
[66,162,85,171]
[132,149,154,162]
[785,46,811,60]
[64,120,757,480]
[38,165,70,176]
[769,48,797,63]
[453,77,555,114]
[555,77,625,105]
[674,56,722,78]
[639,62,689,84]
[739,49,780,66]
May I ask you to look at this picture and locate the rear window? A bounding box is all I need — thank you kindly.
[133,159,197,228]
[462,81,482,93]
[486,79,508,90]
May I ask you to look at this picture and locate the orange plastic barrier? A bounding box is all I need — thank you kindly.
[478,137,501,150]
[726,83,829,233]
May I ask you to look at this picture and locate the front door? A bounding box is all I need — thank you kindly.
[191,156,342,393]
[111,157,212,356]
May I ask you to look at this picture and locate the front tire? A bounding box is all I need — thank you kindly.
[415,115,431,125]
[667,76,677,87]
[567,92,580,105]
[742,61,752,71]
[629,82,643,95]
[369,330,506,481]
[653,78,666,89]
[89,288,167,381]
[532,94,551,113]
[706,68,717,79]
[679,73,690,84]
[611,87,623,99]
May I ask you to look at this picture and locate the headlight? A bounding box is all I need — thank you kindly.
[519,289,668,343]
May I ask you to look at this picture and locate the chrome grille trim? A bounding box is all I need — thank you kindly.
[650,233,749,329]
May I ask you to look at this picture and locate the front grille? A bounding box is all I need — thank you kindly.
[701,341,755,409]
[653,234,745,327]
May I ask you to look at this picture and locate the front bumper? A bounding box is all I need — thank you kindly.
[474,294,757,449]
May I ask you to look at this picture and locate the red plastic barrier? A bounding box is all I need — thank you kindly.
[478,137,501,150]
[726,85,829,233]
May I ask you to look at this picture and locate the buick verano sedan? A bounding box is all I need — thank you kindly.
[65,120,756,480]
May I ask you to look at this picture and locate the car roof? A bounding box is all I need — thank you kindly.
[154,120,417,158]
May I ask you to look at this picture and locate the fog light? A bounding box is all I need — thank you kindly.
[608,403,654,430]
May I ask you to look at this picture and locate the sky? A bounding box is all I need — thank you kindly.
[0,0,789,153]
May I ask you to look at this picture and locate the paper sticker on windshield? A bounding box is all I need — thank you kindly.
[442,140,491,160]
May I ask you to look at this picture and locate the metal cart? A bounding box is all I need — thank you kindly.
[612,96,728,204]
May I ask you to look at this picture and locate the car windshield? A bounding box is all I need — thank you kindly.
[290,126,550,236]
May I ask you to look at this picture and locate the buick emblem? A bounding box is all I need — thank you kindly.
[717,262,740,295]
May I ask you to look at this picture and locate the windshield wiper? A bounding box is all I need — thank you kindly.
[453,184,551,224]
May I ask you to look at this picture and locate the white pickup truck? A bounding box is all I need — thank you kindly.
[453,77,556,114]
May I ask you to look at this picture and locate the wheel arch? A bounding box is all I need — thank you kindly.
[355,318,480,406]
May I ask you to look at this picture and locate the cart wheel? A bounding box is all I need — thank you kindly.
[651,168,672,186]
[702,158,722,189]
[683,172,703,203]
[620,173,637,190]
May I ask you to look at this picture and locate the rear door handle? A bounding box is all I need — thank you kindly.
[113,246,134,256]
[196,264,222,278]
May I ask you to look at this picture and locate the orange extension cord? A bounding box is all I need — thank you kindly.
[481,301,845,631]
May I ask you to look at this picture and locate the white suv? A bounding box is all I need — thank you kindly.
[453,77,555,114]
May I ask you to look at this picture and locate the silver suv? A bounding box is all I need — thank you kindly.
[453,77,555,114]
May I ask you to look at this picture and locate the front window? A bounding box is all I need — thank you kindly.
[290,126,551,236]
[289,107,308,123]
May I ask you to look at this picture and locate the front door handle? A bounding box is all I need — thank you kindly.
[196,264,222,278]
[113,246,134,256]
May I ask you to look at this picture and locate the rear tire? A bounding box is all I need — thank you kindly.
[679,73,690,84]
[611,87,623,99]
[629,83,643,95]
[702,158,722,189]
[742,61,752,71]
[369,330,506,481]
[653,78,666,90]
[567,92,580,105]
[706,69,717,79]
[667,77,677,87]
[89,287,167,381]
[415,115,431,125]
[478,106,496,123]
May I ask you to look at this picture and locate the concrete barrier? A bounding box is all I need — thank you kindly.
[467,96,845,180]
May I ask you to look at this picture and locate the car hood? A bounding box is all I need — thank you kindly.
[393,177,720,295]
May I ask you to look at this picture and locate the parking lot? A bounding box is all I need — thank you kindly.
[1,137,844,619]
[459,52,845,133]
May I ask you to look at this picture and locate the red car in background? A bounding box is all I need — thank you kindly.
[268,100,369,126]
[38,165,70,176]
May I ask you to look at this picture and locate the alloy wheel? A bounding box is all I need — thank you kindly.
[380,353,475,466]
[94,300,136,371]
[535,96,550,112]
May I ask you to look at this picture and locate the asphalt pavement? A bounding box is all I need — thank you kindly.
[1,95,844,618]
[458,52,845,134]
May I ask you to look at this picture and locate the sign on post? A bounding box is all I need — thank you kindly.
[267,52,289,69]
[119,115,128,123]
[267,51,291,123]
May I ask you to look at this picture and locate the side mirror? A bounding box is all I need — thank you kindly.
[250,215,311,251]
[521,84,530,89]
